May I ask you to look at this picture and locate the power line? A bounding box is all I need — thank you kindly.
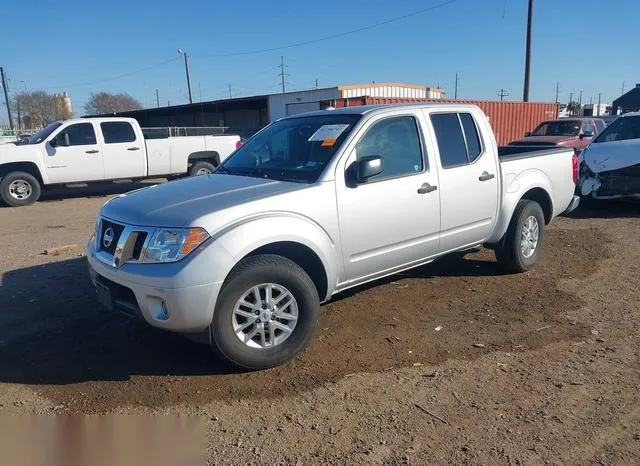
[40,56,181,91]
[193,0,459,58]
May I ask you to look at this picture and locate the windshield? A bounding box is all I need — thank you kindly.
[531,120,581,137]
[27,122,62,144]
[218,114,362,183]
[593,115,640,143]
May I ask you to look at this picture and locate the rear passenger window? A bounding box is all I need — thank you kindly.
[431,113,467,167]
[101,122,136,144]
[460,113,483,161]
[431,113,483,168]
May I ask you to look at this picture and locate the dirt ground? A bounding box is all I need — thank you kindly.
[0,182,638,465]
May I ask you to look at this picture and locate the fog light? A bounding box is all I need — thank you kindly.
[158,301,170,321]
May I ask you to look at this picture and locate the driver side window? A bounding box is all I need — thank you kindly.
[56,123,97,146]
[354,116,423,181]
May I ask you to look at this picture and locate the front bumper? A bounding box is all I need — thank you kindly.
[86,236,235,333]
[563,195,580,214]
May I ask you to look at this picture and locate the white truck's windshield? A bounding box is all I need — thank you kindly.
[218,114,362,183]
[27,122,62,144]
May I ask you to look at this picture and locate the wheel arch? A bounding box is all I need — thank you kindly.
[213,215,339,302]
[187,151,220,167]
[0,162,45,186]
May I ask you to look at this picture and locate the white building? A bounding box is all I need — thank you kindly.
[268,83,445,121]
[581,103,610,117]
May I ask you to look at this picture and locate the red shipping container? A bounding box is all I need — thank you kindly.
[320,97,559,146]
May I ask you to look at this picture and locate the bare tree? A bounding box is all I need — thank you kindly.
[12,91,57,127]
[84,92,142,115]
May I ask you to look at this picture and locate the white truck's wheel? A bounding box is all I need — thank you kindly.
[210,254,320,370]
[0,172,42,207]
[495,200,545,272]
[189,161,216,176]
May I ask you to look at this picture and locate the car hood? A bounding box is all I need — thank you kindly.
[0,142,37,159]
[510,136,573,145]
[100,174,308,227]
[582,139,640,173]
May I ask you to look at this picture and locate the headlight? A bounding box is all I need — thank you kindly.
[143,227,210,263]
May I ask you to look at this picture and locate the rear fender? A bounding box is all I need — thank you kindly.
[489,168,553,243]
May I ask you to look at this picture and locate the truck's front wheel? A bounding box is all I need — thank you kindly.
[210,254,320,370]
[0,172,42,207]
[495,200,545,272]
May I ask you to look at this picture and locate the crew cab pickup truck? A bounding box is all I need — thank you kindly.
[0,117,241,207]
[87,104,580,370]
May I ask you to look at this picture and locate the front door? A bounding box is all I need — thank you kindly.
[336,113,441,285]
[45,122,104,183]
[428,111,499,252]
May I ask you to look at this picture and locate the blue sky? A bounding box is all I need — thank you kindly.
[1,0,639,123]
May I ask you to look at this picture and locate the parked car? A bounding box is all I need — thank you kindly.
[508,117,605,152]
[579,112,640,199]
[0,117,241,207]
[86,104,579,370]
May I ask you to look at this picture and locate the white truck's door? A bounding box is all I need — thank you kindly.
[45,122,104,183]
[428,110,500,252]
[99,121,146,179]
[336,113,441,284]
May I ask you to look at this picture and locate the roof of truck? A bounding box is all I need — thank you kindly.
[281,103,482,119]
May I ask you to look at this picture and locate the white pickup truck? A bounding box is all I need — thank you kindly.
[0,117,241,206]
[87,103,580,370]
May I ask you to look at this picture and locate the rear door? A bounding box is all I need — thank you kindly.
[428,110,499,252]
[45,122,104,183]
[100,121,146,179]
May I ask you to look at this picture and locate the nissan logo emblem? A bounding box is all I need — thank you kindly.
[103,227,115,249]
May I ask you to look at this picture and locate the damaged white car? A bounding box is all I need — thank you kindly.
[579,112,640,199]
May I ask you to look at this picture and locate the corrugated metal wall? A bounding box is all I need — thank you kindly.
[321,97,559,146]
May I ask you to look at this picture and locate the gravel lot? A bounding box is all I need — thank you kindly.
[0,183,639,465]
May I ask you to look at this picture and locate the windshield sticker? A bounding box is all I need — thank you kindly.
[321,138,337,147]
[308,124,350,143]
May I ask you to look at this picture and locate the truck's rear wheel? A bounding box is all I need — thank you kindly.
[210,254,320,370]
[189,161,216,176]
[495,200,545,272]
[0,172,42,207]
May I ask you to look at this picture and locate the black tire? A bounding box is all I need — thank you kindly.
[210,254,320,370]
[189,161,216,177]
[0,171,42,207]
[495,200,545,272]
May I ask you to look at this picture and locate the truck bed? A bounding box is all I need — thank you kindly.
[498,146,569,159]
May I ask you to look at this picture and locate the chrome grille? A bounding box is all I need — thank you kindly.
[95,217,155,268]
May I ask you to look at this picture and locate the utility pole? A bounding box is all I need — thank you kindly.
[555,81,560,103]
[579,89,583,106]
[569,91,573,103]
[278,56,289,94]
[178,50,193,104]
[155,89,160,108]
[454,73,459,99]
[16,96,21,129]
[522,0,534,101]
[198,81,202,102]
[621,81,625,95]
[228,82,232,99]
[314,78,319,89]
[0,67,14,131]
[597,92,601,116]
[498,89,509,101]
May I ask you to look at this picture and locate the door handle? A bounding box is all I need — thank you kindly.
[417,183,437,194]
[127,147,140,151]
[85,150,99,154]
[479,171,495,181]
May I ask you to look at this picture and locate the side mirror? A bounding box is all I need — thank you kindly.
[49,137,57,148]
[581,131,594,139]
[357,155,384,182]
[524,131,532,137]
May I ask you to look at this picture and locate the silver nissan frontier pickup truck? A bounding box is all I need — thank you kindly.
[87,104,580,369]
